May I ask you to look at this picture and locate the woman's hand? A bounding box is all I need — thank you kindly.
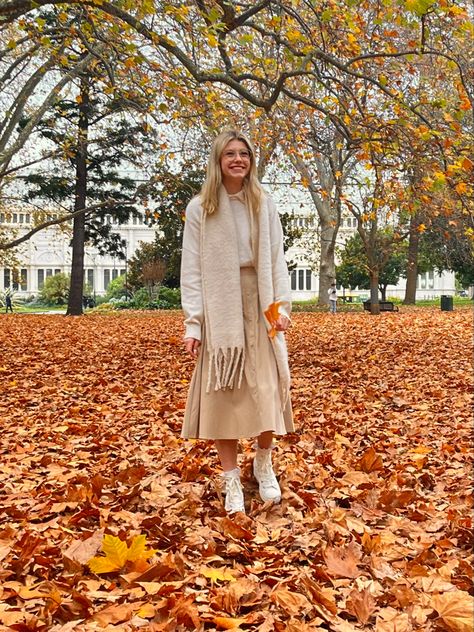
[275,315,290,332]
[184,337,201,357]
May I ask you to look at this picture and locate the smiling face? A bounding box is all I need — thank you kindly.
[220,139,251,190]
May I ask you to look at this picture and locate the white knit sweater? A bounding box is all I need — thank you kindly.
[181,193,291,341]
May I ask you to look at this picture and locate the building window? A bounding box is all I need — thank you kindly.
[20,269,27,291]
[120,268,126,277]
[104,269,110,290]
[38,269,45,289]
[305,269,312,290]
[86,269,94,289]
[290,270,297,291]
[428,270,434,289]
[46,268,53,278]
[54,268,61,276]
[298,269,304,290]
[4,269,11,289]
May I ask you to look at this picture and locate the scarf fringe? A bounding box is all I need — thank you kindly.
[206,346,245,393]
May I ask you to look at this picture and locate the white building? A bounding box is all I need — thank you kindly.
[0,210,155,299]
[276,195,456,301]
[0,202,456,301]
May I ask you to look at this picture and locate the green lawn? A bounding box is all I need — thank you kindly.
[292,296,472,312]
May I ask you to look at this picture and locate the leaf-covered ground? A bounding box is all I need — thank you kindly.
[0,310,472,631]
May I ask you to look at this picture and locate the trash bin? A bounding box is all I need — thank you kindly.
[440,295,453,311]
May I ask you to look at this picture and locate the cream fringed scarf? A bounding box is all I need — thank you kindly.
[201,186,291,404]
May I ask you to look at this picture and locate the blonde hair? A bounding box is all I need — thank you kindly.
[200,129,263,215]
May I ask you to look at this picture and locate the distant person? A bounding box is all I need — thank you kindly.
[328,282,338,313]
[5,294,13,313]
[180,129,293,515]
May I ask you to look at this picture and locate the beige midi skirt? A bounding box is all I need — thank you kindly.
[181,268,294,440]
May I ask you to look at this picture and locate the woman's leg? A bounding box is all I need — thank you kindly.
[215,439,239,471]
[257,430,273,449]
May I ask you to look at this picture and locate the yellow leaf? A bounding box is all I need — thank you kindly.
[137,603,155,618]
[88,556,123,574]
[201,566,237,583]
[88,534,155,574]
[102,535,128,567]
[126,534,156,562]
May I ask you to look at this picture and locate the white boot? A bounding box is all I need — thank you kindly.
[222,467,245,514]
[253,447,281,503]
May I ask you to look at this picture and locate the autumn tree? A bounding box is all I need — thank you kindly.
[1,0,472,317]
[419,214,474,287]
[336,231,407,301]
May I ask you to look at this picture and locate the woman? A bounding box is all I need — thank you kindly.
[180,129,293,514]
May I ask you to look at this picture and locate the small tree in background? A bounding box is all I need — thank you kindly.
[39,273,70,305]
[105,275,127,301]
[142,260,167,299]
[336,232,407,301]
[145,163,204,288]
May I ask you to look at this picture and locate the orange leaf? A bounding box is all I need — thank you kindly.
[264,301,282,338]
[213,616,247,630]
[462,157,473,171]
[357,446,384,472]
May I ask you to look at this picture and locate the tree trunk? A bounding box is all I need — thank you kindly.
[66,72,89,316]
[318,219,336,306]
[403,215,420,304]
[369,270,380,315]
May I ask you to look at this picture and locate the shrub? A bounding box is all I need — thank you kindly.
[39,273,70,305]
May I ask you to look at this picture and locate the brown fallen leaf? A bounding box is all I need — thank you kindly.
[357,446,384,472]
[63,529,104,566]
[345,587,377,624]
[431,591,474,632]
[92,602,137,626]
[323,542,362,578]
[270,587,313,616]
[218,516,254,541]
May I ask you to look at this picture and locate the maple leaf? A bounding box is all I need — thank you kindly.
[88,534,157,574]
[264,301,282,339]
[357,446,384,472]
[213,616,247,630]
[323,543,362,578]
[431,591,473,632]
[271,588,313,616]
[346,587,376,625]
[201,566,237,583]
